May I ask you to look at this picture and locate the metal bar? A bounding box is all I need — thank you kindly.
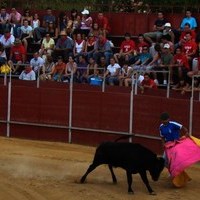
[189,76,194,136]
[36,70,40,88]
[68,70,73,143]
[167,68,170,98]
[3,73,7,86]
[129,76,134,143]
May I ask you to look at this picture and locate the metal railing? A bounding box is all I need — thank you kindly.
[1,68,199,141]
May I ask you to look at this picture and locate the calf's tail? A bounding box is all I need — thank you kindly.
[114,134,133,142]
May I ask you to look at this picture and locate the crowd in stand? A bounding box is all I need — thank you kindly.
[0,6,200,94]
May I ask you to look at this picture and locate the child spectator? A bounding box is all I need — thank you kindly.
[140,72,157,93]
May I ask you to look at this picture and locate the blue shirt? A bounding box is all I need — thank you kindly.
[180,17,197,30]
[160,121,182,142]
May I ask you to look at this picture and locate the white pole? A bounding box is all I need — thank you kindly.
[68,71,73,143]
[37,69,40,88]
[189,76,194,136]
[6,70,12,137]
[167,69,170,98]
[129,79,134,143]
[4,73,7,86]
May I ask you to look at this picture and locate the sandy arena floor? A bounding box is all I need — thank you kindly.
[0,136,199,200]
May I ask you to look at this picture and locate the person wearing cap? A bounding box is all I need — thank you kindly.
[8,38,26,74]
[80,9,93,37]
[162,22,175,44]
[19,64,36,81]
[144,11,168,44]
[54,30,74,62]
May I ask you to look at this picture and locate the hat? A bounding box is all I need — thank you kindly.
[160,112,170,120]
[164,22,171,27]
[60,30,67,36]
[14,38,21,45]
[163,43,170,49]
[81,9,89,15]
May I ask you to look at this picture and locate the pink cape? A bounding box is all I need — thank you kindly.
[165,137,200,178]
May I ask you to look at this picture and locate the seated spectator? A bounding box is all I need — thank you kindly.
[140,72,157,94]
[34,7,56,42]
[132,45,152,71]
[8,38,26,74]
[40,55,55,81]
[144,11,168,44]
[46,21,59,40]
[118,61,133,86]
[136,34,149,54]
[49,56,65,82]
[32,13,40,30]
[58,11,68,32]
[39,33,55,58]
[20,9,33,26]
[80,9,93,38]
[124,71,144,88]
[154,43,174,85]
[86,57,98,83]
[180,9,197,31]
[0,44,7,67]
[97,55,107,76]
[181,32,197,63]
[90,22,101,39]
[84,32,96,60]
[93,33,113,65]
[187,56,200,78]
[114,32,136,64]
[53,30,74,62]
[9,8,22,38]
[0,29,15,59]
[19,64,36,80]
[77,54,88,83]
[30,52,44,76]
[160,35,174,53]
[0,6,10,34]
[104,57,121,86]
[66,9,81,37]
[162,22,175,44]
[173,47,190,84]
[62,55,78,82]
[73,33,86,61]
[19,19,33,51]
[95,12,111,37]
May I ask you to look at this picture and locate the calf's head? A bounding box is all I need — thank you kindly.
[149,157,165,181]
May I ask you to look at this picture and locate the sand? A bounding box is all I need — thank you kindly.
[0,136,199,200]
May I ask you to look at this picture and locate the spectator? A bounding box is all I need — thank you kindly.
[77,54,88,83]
[124,71,144,88]
[160,35,174,53]
[0,44,7,67]
[73,33,86,61]
[50,56,65,82]
[9,8,22,38]
[96,12,111,37]
[162,22,175,44]
[173,47,190,84]
[8,38,26,74]
[34,8,56,42]
[19,19,33,51]
[62,55,78,82]
[32,13,40,30]
[84,32,96,60]
[136,34,149,54]
[90,22,101,39]
[39,33,55,58]
[93,33,113,65]
[86,57,98,83]
[0,6,10,34]
[40,55,55,81]
[80,9,93,38]
[19,64,36,80]
[114,32,136,64]
[132,45,152,71]
[144,11,168,44]
[118,61,133,86]
[30,52,44,75]
[97,55,107,76]
[46,21,59,40]
[140,72,157,93]
[104,57,121,86]
[53,30,74,62]
[0,29,15,59]
[20,9,33,26]
[180,10,197,31]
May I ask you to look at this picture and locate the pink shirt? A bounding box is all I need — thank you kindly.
[9,11,21,24]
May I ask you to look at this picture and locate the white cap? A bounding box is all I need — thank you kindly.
[164,22,171,27]
[81,9,89,15]
[163,43,170,49]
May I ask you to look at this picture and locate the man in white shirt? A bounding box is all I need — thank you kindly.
[30,52,44,75]
[19,65,36,80]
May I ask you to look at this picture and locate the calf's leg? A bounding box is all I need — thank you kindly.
[108,164,117,183]
[126,170,134,194]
